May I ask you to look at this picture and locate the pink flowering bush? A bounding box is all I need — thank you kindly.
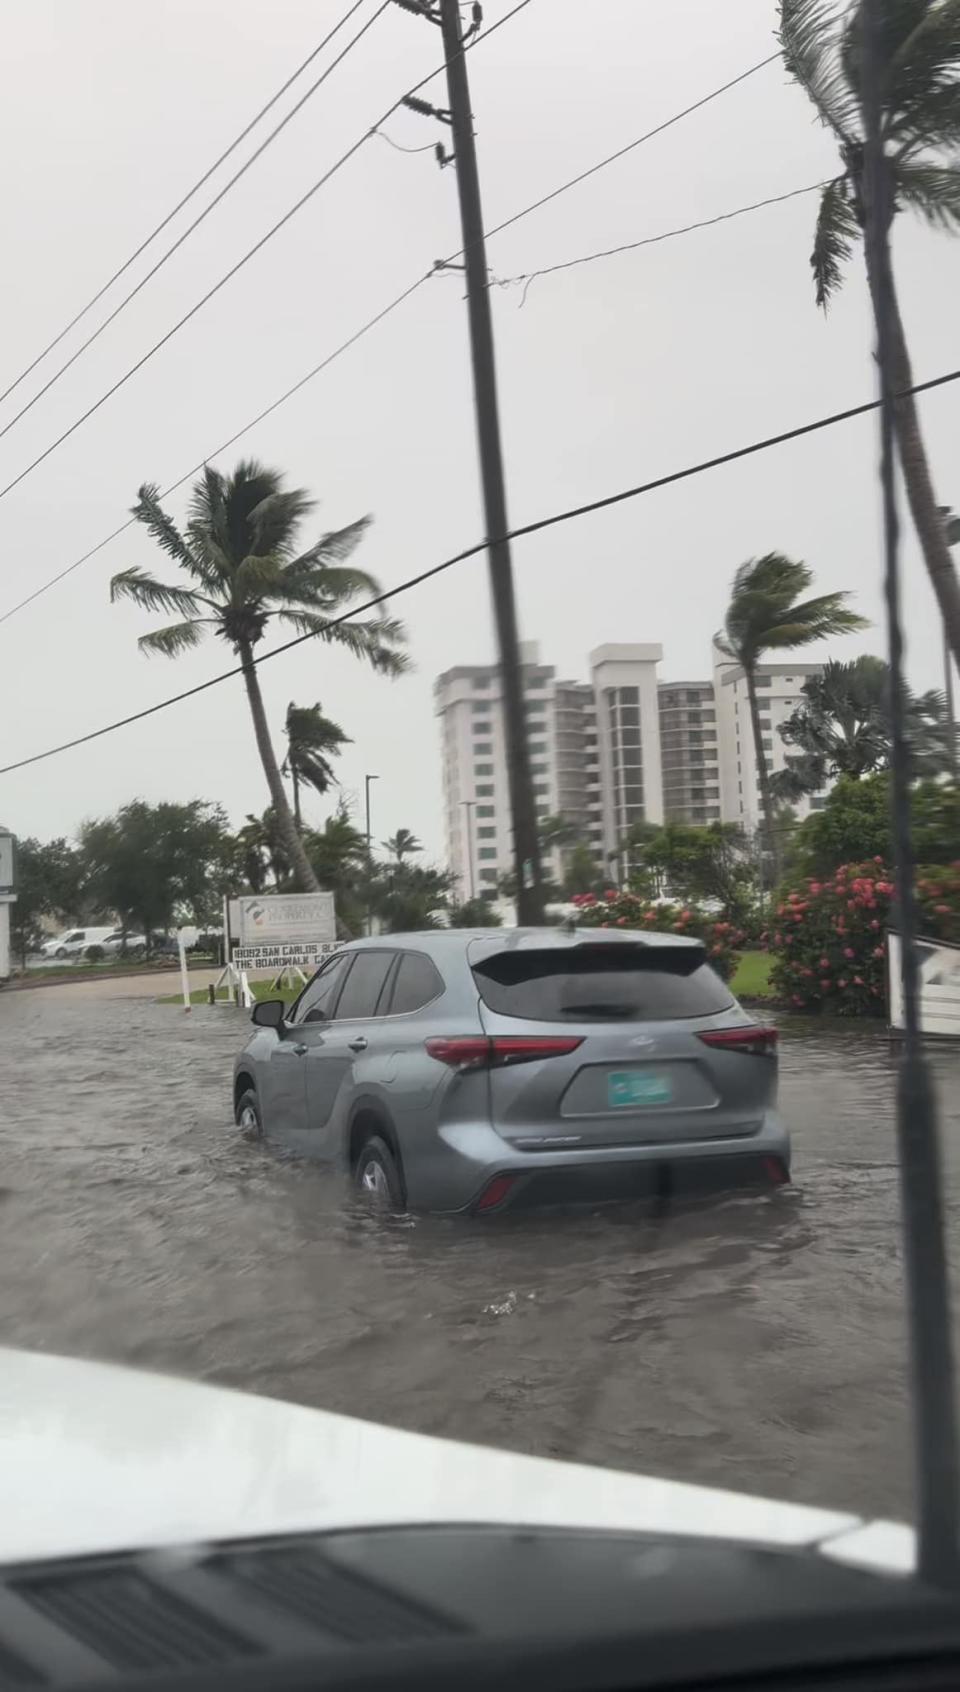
[570,890,745,981]
[768,860,960,1016]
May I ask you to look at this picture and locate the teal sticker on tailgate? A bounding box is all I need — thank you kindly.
[608,1071,672,1108]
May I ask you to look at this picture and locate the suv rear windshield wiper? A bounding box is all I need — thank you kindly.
[559,1002,635,1018]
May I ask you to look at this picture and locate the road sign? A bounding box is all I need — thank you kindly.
[888,931,960,1039]
[233,892,336,946]
[233,941,342,972]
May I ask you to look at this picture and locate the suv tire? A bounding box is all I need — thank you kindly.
[235,1088,262,1140]
[354,1134,404,1209]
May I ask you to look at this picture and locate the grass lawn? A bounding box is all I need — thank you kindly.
[160,978,301,1007]
[731,950,775,999]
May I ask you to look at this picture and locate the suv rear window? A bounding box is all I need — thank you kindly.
[472,944,733,1022]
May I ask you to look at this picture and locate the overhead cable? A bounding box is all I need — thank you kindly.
[0,0,535,510]
[2,361,957,778]
[0,1,392,450]
[0,0,375,412]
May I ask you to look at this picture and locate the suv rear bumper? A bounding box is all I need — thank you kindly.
[408,1112,791,1213]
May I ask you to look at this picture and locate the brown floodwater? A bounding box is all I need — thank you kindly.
[2,978,959,1523]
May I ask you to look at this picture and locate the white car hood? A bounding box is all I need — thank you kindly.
[0,1347,912,1576]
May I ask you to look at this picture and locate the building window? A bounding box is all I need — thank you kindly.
[530,761,547,773]
[477,827,496,840]
[476,805,495,818]
[619,686,639,703]
[527,675,548,688]
[756,676,772,688]
[478,847,498,861]
[809,796,826,810]
[762,738,772,751]
[528,739,546,752]
[479,869,498,883]
[472,677,489,689]
[476,784,494,797]
[534,782,549,795]
[474,764,493,777]
[472,719,490,734]
[474,742,492,755]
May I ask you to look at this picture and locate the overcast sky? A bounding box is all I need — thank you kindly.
[2,0,958,859]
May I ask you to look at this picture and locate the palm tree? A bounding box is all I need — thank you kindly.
[779,0,960,665]
[717,554,867,876]
[382,828,422,864]
[282,701,350,828]
[111,460,407,892]
[771,654,951,795]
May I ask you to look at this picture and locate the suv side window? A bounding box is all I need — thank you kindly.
[333,951,395,1021]
[386,951,444,1015]
[293,953,353,1025]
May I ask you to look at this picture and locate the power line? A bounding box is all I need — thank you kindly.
[3,361,957,779]
[492,181,829,305]
[0,0,535,511]
[0,0,392,450]
[0,0,374,413]
[466,52,780,255]
[0,275,433,628]
[0,29,783,630]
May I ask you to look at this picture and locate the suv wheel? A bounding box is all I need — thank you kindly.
[235,1088,262,1140]
[354,1135,404,1209]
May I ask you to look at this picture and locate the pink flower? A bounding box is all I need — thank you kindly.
[600,922,610,929]
[819,956,830,968]
[843,947,855,959]
[792,995,804,1005]
[935,903,951,915]
[809,882,822,895]
[680,908,692,920]
[874,856,883,864]
[616,916,628,927]
[853,976,864,986]
[820,979,831,991]
[873,946,885,958]
[838,978,848,988]
[870,919,880,931]
[643,910,656,923]
[605,889,618,901]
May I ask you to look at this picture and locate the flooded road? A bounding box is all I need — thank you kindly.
[2,981,959,1523]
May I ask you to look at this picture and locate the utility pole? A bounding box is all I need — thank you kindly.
[460,797,476,898]
[431,0,544,923]
[942,508,960,780]
[364,773,379,937]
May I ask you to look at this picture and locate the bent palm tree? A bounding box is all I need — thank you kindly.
[771,654,951,795]
[282,702,350,828]
[112,461,407,892]
[382,828,422,864]
[779,0,960,664]
[716,554,867,877]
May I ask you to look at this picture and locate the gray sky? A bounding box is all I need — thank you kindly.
[2,0,958,859]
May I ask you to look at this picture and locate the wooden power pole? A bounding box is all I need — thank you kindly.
[435,0,544,923]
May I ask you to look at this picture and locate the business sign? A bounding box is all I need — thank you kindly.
[0,831,16,894]
[232,892,336,946]
[888,931,960,1039]
[233,940,343,973]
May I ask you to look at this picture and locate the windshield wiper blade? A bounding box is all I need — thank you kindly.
[560,1002,634,1018]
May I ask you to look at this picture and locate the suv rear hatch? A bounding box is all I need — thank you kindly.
[469,937,776,1149]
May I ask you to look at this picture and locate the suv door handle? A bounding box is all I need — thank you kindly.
[348,1036,368,1053]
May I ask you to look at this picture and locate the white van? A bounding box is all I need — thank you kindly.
[39,927,118,961]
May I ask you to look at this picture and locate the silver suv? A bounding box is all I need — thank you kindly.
[233,928,789,1213]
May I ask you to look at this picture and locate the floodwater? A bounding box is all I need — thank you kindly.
[2,977,959,1523]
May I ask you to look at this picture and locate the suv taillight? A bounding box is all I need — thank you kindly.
[697,1026,778,1056]
[425,1035,584,1069]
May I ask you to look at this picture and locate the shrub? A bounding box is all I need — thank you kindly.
[84,944,106,963]
[571,890,745,981]
[768,860,960,1015]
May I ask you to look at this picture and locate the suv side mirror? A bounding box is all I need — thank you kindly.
[252,998,286,1031]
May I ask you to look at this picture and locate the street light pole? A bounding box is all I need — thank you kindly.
[943,510,960,780]
[364,774,379,937]
[460,799,476,898]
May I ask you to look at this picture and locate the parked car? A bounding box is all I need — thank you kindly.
[39,927,117,960]
[233,928,788,1214]
[89,930,147,960]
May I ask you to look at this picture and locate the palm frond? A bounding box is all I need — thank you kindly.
[884,0,960,132]
[136,619,209,658]
[231,552,286,599]
[247,485,316,559]
[275,610,410,673]
[811,177,862,306]
[131,484,204,578]
[778,0,861,139]
[895,160,960,225]
[275,561,383,610]
[890,80,960,152]
[764,590,869,646]
[110,567,209,620]
[285,518,373,574]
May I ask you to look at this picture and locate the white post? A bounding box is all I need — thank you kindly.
[239,969,254,1010]
[177,928,191,1013]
